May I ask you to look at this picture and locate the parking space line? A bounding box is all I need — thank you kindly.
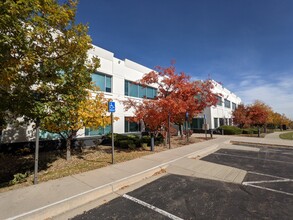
[242,171,293,197]
[243,179,293,185]
[248,171,289,179]
[243,182,293,196]
[247,171,293,181]
[122,194,183,220]
[213,152,293,164]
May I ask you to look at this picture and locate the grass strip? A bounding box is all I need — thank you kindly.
[279,132,293,140]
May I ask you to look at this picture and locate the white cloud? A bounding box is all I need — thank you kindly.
[235,77,293,120]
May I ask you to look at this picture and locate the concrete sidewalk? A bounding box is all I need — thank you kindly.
[264,131,292,140]
[1,135,292,220]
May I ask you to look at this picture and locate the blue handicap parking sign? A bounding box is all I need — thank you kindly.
[108,101,115,112]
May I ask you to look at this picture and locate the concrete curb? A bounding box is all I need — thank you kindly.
[8,143,220,220]
[13,167,165,220]
[186,144,221,159]
[230,141,293,148]
[9,167,165,220]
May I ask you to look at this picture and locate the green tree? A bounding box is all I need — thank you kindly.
[41,90,112,160]
[0,0,99,127]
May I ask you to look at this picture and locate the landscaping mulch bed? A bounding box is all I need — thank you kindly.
[0,136,206,193]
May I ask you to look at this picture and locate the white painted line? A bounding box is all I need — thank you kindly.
[213,152,293,164]
[243,182,293,196]
[123,194,183,220]
[7,144,220,220]
[243,178,292,185]
[248,171,289,180]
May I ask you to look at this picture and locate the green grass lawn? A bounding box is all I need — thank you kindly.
[279,132,293,140]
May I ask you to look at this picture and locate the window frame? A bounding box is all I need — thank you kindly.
[224,99,231,108]
[92,72,112,93]
[125,80,157,99]
[85,125,112,136]
[125,117,140,132]
[216,95,222,106]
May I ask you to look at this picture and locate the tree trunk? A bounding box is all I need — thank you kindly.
[66,136,72,161]
[178,123,183,139]
[150,132,154,152]
[164,131,167,146]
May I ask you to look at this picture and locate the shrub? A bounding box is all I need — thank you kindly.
[219,126,242,135]
[242,128,258,134]
[10,172,28,185]
[155,133,164,144]
[141,136,151,146]
[104,133,164,149]
[106,133,141,149]
[116,140,134,149]
[128,143,136,150]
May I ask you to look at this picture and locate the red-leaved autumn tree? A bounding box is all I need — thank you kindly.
[247,100,270,127]
[123,64,218,146]
[232,100,272,136]
[232,104,250,128]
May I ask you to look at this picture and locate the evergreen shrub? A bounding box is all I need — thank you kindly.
[219,126,242,135]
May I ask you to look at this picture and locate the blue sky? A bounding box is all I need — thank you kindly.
[75,0,293,119]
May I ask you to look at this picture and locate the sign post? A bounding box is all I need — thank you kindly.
[34,118,40,184]
[185,112,189,143]
[203,114,209,140]
[108,101,115,164]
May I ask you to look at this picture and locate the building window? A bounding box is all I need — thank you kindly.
[125,80,156,99]
[229,118,232,125]
[92,72,112,93]
[217,96,222,106]
[39,130,61,140]
[191,118,204,129]
[125,117,140,132]
[85,125,111,136]
[139,85,146,98]
[232,102,237,110]
[214,118,219,128]
[219,118,224,126]
[224,99,231,108]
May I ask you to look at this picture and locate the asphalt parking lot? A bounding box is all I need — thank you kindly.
[71,145,293,219]
[203,145,293,194]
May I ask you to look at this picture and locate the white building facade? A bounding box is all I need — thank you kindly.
[192,81,241,131]
[81,45,157,137]
[1,45,241,143]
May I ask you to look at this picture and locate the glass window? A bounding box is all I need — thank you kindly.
[191,118,204,129]
[39,130,61,140]
[139,85,146,98]
[129,82,138,97]
[217,96,222,106]
[232,102,237,110]
[125,80,156,99]
[219,118,224,126]
[214,118,219,128]
[106,76,112,92]
[85,125,112,136]
[147,87,154,99]
[224,99,231,108]
[125,80,129,96]
[229,118,232,125]
[92,72,112,93]
[125,117,140,132]
[92,73,105,91]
